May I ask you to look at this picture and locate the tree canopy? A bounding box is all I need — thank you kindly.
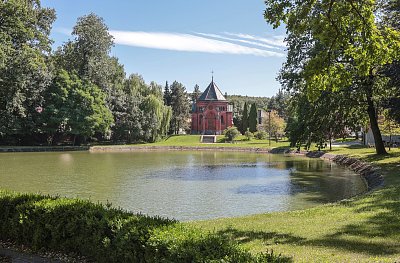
[265,0,400,154]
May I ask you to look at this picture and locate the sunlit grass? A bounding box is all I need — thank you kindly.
[132,135,290,149]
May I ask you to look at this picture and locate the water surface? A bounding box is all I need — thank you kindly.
[0,151,366,220]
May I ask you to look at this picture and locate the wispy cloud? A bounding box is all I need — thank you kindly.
[194,32,279,50]
[55,28,286,57]
[110,31,285,57]
[224,32,286,48]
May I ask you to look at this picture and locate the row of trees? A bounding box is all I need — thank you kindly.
[265,0,400,154]
[0,1,192,145]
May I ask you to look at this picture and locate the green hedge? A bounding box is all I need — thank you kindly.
[0,191,291,262]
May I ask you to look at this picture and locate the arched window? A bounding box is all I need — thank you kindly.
[199,115,202,125]
[221,115,224,125]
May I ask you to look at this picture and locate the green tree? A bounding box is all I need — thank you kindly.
[149,81,163,100]
[191,84,201,102]
[241,102,249,134]
[54,13,125,110]
[263,110,286,143]
[56,13,114,83]
[0,0,55,140]
[264,0,400,154]
[248,103,258,133]
[169,81,190,134]
[163,81,171,106]
[141,95,171,142]
[43,70,113,145]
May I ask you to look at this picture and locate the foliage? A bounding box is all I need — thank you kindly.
[191,84,201,102]
[0,191,289,262]
[249,103,258,133]
[241,102,249,134]
[140,95,172,142]
[244,129,254,141]
[169,81,190,135]
[264,0,400,154]
[262,110,286,142]
[285,91,366,149]
[42,70,113,144]
[254,131,268,140]
[224,126,240,142]
[0,0,55,138]
[163,81,171,106]
[55,13,115,89]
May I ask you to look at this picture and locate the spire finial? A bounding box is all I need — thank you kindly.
[211,70,214,82]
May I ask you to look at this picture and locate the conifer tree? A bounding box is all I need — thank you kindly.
[163,81,171,106]
[241,102,249,134]
[249,103,258,133]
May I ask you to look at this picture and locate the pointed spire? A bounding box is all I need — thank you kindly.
[198,76,226,101]
[211,70,214,82]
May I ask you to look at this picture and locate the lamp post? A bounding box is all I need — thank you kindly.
[267,109,272,146]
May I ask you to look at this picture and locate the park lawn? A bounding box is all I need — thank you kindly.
[130,135,290,149]
[189,146,400,263]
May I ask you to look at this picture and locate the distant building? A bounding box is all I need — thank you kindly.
[191,78,233,134]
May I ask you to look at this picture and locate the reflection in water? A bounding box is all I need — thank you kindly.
[0,151,366,221]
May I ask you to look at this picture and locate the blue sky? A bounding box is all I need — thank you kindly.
[42,0,287,97]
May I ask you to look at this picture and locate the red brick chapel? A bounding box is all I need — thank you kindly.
[191,78,233,135]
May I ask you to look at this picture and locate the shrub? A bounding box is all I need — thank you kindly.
[223,126,240,142]
[244,129,254,141]
[0,190,291,262]
[255,131,268,140]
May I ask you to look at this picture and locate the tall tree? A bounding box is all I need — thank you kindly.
[263,110,286,142]
[191,84,201,102]
[163,81,171,106]
[265,0,400,154]
[169,81,190,134]
[0,0,56,140]
[54,13,124,107]
[241,102,249,134]
[43,70,113,145]
[248,103,258,133]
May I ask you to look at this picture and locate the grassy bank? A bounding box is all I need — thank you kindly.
[189,146,400,262]
[93,135,290,149]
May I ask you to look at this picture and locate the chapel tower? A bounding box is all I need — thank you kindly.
[191,78,233,134]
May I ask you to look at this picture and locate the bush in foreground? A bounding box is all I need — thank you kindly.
[0,191,291,262]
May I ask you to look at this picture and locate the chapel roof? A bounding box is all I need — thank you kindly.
[198,78,227,101]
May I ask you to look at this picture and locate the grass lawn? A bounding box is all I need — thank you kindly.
[188,145,400,262]
[107,135,291,149]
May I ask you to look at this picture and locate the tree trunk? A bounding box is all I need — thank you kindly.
[366,96,387,155]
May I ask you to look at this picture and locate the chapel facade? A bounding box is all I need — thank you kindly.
[191,79,233,134]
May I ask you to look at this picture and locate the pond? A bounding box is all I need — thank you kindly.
[0,151,366,221]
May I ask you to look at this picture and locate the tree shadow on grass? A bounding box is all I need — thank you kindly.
[217,227,306,245]
[305,186,400,256]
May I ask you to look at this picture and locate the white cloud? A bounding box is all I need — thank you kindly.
[194,32,280,50]
[224,32,286,48]
[109,31,285,57]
